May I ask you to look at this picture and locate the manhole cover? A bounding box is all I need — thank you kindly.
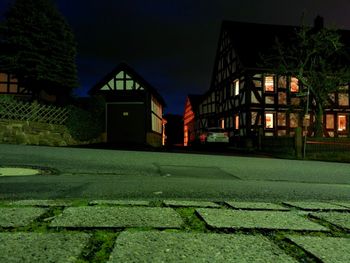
[0,167,41,176]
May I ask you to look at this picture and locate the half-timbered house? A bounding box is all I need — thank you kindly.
[0,71,69,103]
[89,62,166,147]
[0,72,32,98]
[189,19,350,146]
[183,94,202,146]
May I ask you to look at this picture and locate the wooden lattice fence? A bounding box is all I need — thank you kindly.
[0,101,70,125]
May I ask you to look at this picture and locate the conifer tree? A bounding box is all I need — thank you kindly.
[0,0,78,100]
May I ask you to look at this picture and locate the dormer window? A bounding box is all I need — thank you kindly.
[264,75,274,92]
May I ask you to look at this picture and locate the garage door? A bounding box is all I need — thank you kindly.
[106,102,146,144]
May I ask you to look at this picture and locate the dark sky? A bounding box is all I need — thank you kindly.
[1,0,350,114]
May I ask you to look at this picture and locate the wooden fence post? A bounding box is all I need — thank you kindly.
[295,127,303,159]
[258,127,263,150]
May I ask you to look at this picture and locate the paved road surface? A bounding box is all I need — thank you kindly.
[0,144,349,201]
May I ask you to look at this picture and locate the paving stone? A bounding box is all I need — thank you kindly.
[311,212,350,230]
[0,232,90,263]
[50,207,182,228]
[0,207,47,227]
[108,231,296,263]
[283,201,349,210]
[89,200,149,206]
[196,209,327,231]
[163,200,220,208]
[287,235,350,263]
[10,199,72,207]
[226,201,289,210]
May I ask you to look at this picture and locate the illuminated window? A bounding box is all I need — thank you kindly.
[264,76,274,92]
[338,93,349,106]
[278,92,287,104]
[290,77,299,93]
[289,113,298,128]
[9,84,17,93]
[0,83,7,92]
[151,114,162,133]
[233,79,239,96]
[0,73,19,93]
[265,96,274,104]
[151,95,163,133]
[151,96,162,116]
[0,73,7,82]
[277,112,286,126]
[338,115,347,131]
[235,115,239,129]
[220,119,225,129]
[278,76,286,88]
[265,113,274,129]
[326,114,334,129]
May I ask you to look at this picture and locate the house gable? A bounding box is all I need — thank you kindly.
[99,70,145,91]
[89,62,165,107]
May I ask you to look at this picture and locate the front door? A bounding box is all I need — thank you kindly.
[106,102,146,144]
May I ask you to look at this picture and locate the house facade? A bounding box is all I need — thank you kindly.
[183,94,202,146]
[186,19,350,146]
[0,72,68,103]
[0,72,32,97]
[89,62,166,147]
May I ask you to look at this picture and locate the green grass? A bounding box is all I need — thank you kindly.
[77,230,119,263]
[148,200,164,207]
[268,233,320,263]
[174,207,209,232]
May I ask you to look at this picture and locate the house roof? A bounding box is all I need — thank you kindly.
[187,94,203,110]
[89,62,166,107]
[222,20,298,68]
[221,19,350,69]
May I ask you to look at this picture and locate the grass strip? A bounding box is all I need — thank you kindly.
[173,207,209,232]
[76,230,120,263]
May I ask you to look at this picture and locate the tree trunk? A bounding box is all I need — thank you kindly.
[314,104,324,137]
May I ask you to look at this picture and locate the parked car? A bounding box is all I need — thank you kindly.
[199,127,229,144]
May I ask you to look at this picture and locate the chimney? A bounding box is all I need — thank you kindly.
[314,15,324,30]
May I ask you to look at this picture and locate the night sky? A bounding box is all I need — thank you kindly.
[1,0,350,114]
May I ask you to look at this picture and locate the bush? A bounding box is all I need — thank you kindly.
[65,98,105,141]
[0,94,18,104]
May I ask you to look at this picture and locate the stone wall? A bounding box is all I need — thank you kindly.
[0,120,103,147]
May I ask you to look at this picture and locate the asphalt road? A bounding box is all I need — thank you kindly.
[0,144,349,201]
